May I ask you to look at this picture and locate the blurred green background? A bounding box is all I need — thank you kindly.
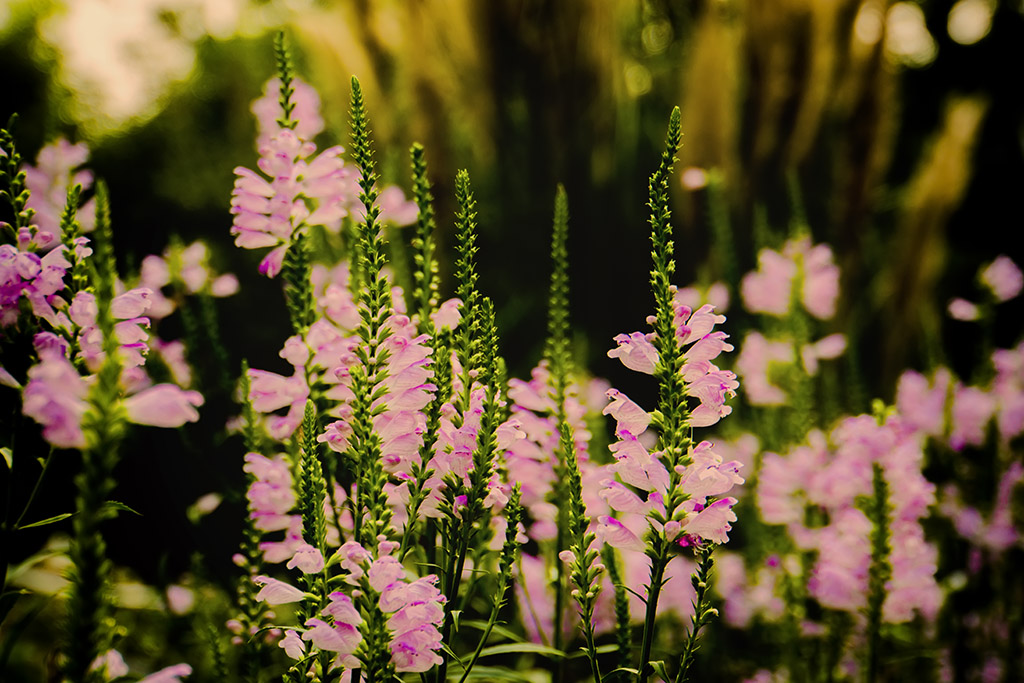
[1,0,1023,669]
[3,0,1022,388]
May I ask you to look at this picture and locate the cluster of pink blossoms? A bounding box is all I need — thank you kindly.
[758,415,942,622]
[2,138,210,447]
[948,254,1023,320]
[599,295,743,547]
[255,538,446,674]
[230,78,416,277]
[735,237,846,405]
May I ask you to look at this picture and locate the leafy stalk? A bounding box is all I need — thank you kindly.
[675,546,716,683]
[602,546,633,678]
[562,423,603,683]
[234,363,271,683]
[63,181,125,683]
[347,76,394,546]
[0,115,36,236]
[864,461,891,683]
[457,487,524,683]
[410,143,441,329]
[637,107,690,683]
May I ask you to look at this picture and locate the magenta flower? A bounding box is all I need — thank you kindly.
[680,497,739,544]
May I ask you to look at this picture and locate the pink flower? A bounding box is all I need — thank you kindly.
[123,384,203,428]
[24,138,96,246]
[799,241,841,319]
[949,385,996,450]
[981,255,1023,302]
[948,297,981,321]
[741,248,796,316]
[896,369,951,438]
[602,388,651,436]
[681,497,738,544]
[251,77,325,148]
[607,332,658,374]
[279,630,306,660]
[800,334,847,376]
[89,649,129,679]
[22,351,88,448]
[253,575,305,604]
[735,332,792,405]
[286,543,325,574]
[137,664,193,683]
[595,516,646,552]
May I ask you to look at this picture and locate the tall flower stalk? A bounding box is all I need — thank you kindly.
[62,182,126,683]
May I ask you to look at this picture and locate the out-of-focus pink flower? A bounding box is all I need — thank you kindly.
[741,248,796,316]
[800,333,847,376]
[137,664,193,683]
[123,384,203,428]
[948,297,981,321]
[896,369,952,438]
[741,237,840,319]
[981,255,1023,302]
[89,649,129,680]
[166,585,195,615]
[799,240,841,319]
[736,332,792,405]
[949,385,997,450]
[24,138,96,245]
[252,77,325,148]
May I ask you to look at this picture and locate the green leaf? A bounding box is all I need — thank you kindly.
[17,512,74,530]
[0,590,30,625]
[1,446,11,470]
[566,644,618,659]
[440,642,465,671]
[447,666,538,682]
[478,642,566,660]
[461,620,524,644]
[605,667,640,681]
[650,660,670,682]
[104,500,141,517]
[451,609,463,633]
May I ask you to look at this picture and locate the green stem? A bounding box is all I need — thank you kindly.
[636,551,669,683]
[14,448,54,528]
